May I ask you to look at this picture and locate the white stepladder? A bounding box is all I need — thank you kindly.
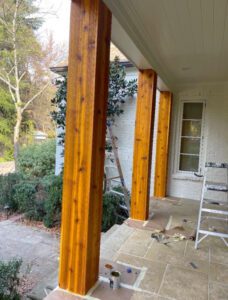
[195,162,228,249]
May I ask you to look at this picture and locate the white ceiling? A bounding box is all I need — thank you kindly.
[104,0,228,90]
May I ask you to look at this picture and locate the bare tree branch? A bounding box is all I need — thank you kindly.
[0,16,13,35]
[0,74,16,91]
[7,66,16,76]
[18,71,26,82]
[8,84,16,104]
[22,82,50,113]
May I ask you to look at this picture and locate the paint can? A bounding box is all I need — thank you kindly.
[109,270,121,290]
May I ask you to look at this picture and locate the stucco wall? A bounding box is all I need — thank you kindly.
[167,83,228,200]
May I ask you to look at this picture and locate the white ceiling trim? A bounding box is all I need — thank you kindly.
[104,0,174,91]
[105,0,228,91]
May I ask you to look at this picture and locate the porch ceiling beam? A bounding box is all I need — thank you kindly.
[131,69,157,220]
[59,0,111,295]
[154,91,172,198]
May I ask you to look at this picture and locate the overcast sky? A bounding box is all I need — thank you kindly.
[37,0,71,49]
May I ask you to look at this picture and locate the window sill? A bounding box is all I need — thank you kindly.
[172,172,203,182]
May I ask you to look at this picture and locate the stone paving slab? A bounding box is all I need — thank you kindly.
[0,219,60,298]
[2,198,228,300]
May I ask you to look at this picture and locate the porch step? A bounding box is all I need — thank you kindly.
[27,224,132,299]
[100,223,134,260]
[26,270,58,300]
[101,224,120,244]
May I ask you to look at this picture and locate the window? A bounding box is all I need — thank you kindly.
[178,102,204,173]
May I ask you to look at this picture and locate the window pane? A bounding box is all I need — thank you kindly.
[181,138,200,154]
[183,103,203,119]
[179,155,199,172]
[182,120,201,137]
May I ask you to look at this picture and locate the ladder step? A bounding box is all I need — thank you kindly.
[202,215,228,221]
[205,162,228,168]
[110,190,124,197]
[195,162,228,249]
[199,230,228,239]
[201,208,228,215]
[106,176,121,181]
[205,181,228,192]
[203,198,228,206]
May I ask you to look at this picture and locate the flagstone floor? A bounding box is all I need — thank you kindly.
[46,198,228,300]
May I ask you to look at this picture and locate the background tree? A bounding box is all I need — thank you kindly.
[52,57,137,147]
[26,33,66,138]
[0,0,49,162]
[0,87,15,161]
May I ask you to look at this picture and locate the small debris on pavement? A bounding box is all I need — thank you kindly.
[190,262,198,269]
[172,233,186,241]
[172,226,185,231]
[209,226,217,232]
[189,230,196,241]
[151,228,187,244]
[151,230,170,245]
[105,263,113,270]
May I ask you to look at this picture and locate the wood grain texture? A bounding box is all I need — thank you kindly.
[154,91,172,198]
[131,70,157,220]
[58,0,111,295]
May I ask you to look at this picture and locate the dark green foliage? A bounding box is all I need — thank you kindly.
[108,57,137,123]
[13,180,46,221]
[0,258,22,300]
[51,77,66,146]
[43,175,62,228]
[18,140,56,178]
[0,138,61,226]
[12,175,62,224]
[102,191,126,232]
[0,173,62,226]
[0,88,15,161]
[0,173,21,211]
[51,57,137,145]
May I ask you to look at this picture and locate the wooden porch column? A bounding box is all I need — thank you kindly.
[131,70,157,220]
[59,0,111,295]
[154,92,172,198]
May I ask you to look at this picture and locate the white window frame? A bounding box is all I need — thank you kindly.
[174,99,206,178]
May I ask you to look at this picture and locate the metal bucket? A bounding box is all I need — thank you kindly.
[109,270,121,290]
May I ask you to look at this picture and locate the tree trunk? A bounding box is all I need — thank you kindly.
[14,108,22,165]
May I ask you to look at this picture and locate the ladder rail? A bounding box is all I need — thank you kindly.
[105,125,130,212]
[195,163,228,249]
[195,173,207,249]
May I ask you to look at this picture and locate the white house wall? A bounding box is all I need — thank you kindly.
[168,82,228,200]
[55,127,64,175]
[55,70,228,201]
[110,68,160,195]
[55,67,160,196]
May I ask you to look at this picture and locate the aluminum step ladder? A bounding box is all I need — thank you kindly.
[104,125,130,213]
[195,162,228,249]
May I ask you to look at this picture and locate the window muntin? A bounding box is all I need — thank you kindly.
[179,102,204,172]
